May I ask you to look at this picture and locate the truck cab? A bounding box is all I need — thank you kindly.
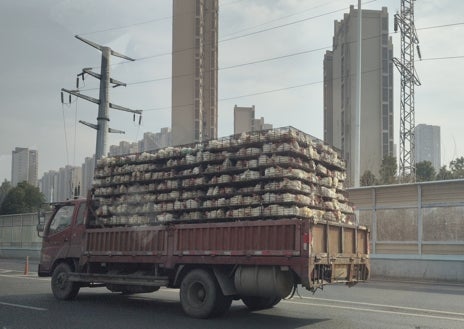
[38,199,88,277]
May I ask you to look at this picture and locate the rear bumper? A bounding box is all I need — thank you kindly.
[306,255,370,290]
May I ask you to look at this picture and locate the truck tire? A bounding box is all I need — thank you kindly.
[241,296,281,310]
[180,269,231,319]
[51,263,80,300]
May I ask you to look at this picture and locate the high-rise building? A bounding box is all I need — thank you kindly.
[415,124,441,171]
[234,105,272,134]
[324,6,394,185]
[55,165,81,201]
[234,105,255,134]
[171,0,219,145]
[39,170,58,202]
[11,147,38,187]
[81,156,96,198]
[109,141,138,156]
[140,127,172,152]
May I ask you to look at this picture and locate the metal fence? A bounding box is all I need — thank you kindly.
[348,179,464,261]
[0,212,42,251]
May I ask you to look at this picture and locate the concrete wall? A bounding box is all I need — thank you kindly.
[371,257,464,283]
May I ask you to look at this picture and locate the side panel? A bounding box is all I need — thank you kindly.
[85,226,168,256]
[173,220,301,256]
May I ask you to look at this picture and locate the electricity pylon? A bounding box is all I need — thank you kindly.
[393,0,421,181]
[61,35,142,160]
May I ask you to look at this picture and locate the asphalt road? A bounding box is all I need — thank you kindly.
[0,258,463,329]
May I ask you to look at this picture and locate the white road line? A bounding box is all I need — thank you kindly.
[293,296,464,317]
[0,301,47,311]
[145,289,464,321]
[283,300,464,322]
[0,274,49,281]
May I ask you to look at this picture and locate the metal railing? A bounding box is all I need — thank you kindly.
[348,179,464,260]
[0,212,42,250]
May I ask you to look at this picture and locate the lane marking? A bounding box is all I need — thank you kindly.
[0,301,47,311]
[0,274,49,281]
[283,300,464,322]
[294,296,464,317]
[160,288,464,321]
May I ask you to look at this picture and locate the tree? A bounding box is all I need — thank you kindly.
[0,181,45,215]
[449,157,464,179]
[436,165,453,181]
[379,155,397,185]
[0,179,11,209]
[360,170,377,186]
[415,161,436,182]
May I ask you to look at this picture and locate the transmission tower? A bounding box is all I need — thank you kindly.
[393,0,421,181]
[61,35,142,160]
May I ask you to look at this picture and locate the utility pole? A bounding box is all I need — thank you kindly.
[393,0,421,181]
[61,35,142,160]
[354,0,362,188]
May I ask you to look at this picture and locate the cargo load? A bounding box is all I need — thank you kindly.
[91,127,355,226]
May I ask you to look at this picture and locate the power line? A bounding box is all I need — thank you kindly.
[419,55,464,61]
[144,67,383,112]
[61,104,70,165]
[417,22,464,31]
[106,1,376,67]
[117,23,464,87]
[110,17,464,72]
[78,15,172,36]
[221,0,345,38]
[220,0,377,44]
[79,47,464,95]
[141,53,464,114]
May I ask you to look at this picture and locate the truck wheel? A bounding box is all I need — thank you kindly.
[51,263,80,300]
[241,296,281,310]
[180,269,231,319]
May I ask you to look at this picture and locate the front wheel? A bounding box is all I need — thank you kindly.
[241,296,281,310]
[51,263,80,300]
[180,269,231,319]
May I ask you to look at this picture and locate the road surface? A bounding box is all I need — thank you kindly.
[0,258,463,329]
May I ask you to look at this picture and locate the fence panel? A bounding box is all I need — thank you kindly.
[348,180,464,259]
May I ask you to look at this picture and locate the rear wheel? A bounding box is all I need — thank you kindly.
[51,263,80,300]
[180,269,231,319]
[241,296,281,310]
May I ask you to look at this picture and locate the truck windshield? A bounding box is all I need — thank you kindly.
[48,205,75,234]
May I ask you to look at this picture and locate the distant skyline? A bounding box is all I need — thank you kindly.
[1,0,463,182]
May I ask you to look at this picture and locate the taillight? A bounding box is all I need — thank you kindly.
[303,232,311,251]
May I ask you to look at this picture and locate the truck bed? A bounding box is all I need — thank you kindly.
[82,218,369,289]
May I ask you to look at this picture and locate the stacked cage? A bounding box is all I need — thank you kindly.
[92,127,355,226]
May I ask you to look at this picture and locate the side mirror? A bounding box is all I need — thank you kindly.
[36,223,45,236]
[37,209,47,238]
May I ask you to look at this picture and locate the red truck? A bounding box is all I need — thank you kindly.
[37,127,369,318]
[37,197,369,318]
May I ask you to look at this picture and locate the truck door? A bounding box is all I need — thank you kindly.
[68,202,87,258]
[40,204,75,274]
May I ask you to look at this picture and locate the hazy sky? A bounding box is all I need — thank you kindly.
[1,0,463,183]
